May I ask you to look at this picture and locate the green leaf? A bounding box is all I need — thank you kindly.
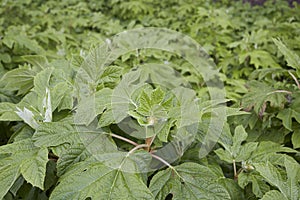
[8,176,24,197]
[0,162,20,200]
[238,172,270,198]
[149,162,231,200]
[0,53,11,63]
[171,87,199,128]
[249,141,297,162]
[139,63,188,89]
[151,87,165,105]
[20,147,48,189]
[242,80,287,117]
[51,82,73,111]
[218,178,245,200]
[33,122,79,147]
[74,95,97,125]
[231,125,248,156]
[74,88,112,125]
[292,129,300,149]
[239,50,280,68]
[216,125,257,162]
[214,148,232,163]
[255,157,300,200]
[137,90,152,115]
[254,162,285,193]
[273,38,300,71]
[22,55,49,71]
[261,190,288,200]
[57,133,118,176]
[0,68,36,95]
[50,152,153,200]
[157,119,174,142]
[111,69,145,123]
[277,108,300,131]
[33,68,53,98]
[284,158,300,200]
[0,102,22,121]
[100,65,122,83]
[56,143,89,176]
[0,139,48,199]
[235,142,258,162]
[3,31,46,54]
[98,108,115,127]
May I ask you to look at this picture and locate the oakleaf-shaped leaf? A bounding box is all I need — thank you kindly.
[74,88,112,125]
[57,133,118,176]
[238,172,270,198]
[254,162,285,193]
[111,69,145,123]
[231,125,248,156]
[0,139,48,199]
[20,147,49,189]
[22,55,49,71]
[171,87,199,128]
[98,108,115,127]
[215,125,257,163]
[0,67,36,96]
[261,190,287,200]
[33,122,80,147]
[277,108,300,131]
[242,80,287,117]
[33,68,53,99]
[249,141,297,162]
[239,50,280,68]
[292,129,300,149]
[100,65,122,83]
[255,157,300,200]
[137,90,152,115]
[151,87,165,105]
[273,38,300,71]
[149,162,231,200]
[50,152,153,200]
[51,82,73,111]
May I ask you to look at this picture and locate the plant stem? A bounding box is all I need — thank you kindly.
[151,154,172,168]
[233,159,238,181]
[110,133,139,146]
[151,154,183,179]
[128,144,149,154]
[145,136,156,152]
[288,71,300,89]
[267,90,292,95]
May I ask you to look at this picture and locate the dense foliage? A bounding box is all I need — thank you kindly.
[0,0,300,199]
